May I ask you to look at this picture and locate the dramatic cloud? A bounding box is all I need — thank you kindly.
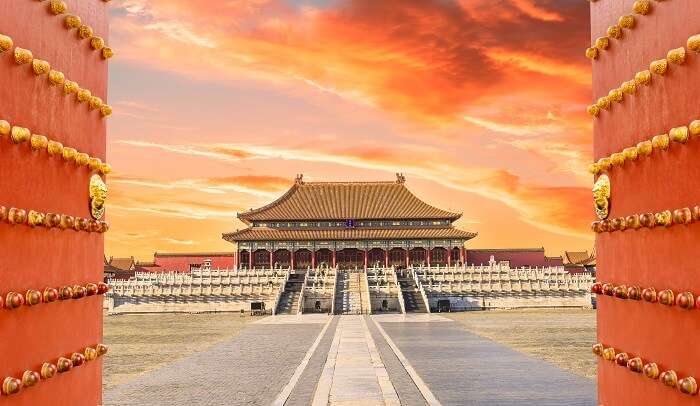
[109,174,289,200]
[115,140,258,162]
[509,0,564,22]
[110,0,590,123]
[202,176,291,192]
[162,238,196,245]
[119,140,592,239]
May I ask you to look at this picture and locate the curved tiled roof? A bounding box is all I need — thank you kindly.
[237,181,461,223]
[564,250,596,265]
[108,257,135,271]
[223,227,476,242]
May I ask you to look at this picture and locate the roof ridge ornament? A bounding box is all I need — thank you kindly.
[396,173,405,184]
[295,173,304,185]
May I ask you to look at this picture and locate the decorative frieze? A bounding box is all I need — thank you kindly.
[239,239,466,252]
[254,219,452,229]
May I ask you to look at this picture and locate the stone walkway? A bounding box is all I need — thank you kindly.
[312,315,399,406]
[103,320,325,406]
[104,314,596,406]
[378,315,596,406]
[285,317,340,406]
[365,318,427,406]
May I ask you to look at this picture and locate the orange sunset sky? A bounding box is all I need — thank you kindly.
[105,0,593,260]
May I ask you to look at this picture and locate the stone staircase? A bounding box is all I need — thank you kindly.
[275,272,304,314]
[398,277,427,313]
[334,271,363,314]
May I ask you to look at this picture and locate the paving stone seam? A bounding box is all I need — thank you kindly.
[369,316,443,406]
[362,316,401,405]
[312,318,342,406]
[272,316,335,406]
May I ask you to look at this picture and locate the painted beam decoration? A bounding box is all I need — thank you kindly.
[0,2,111,405]
[589,1,700,404]
[237,239,468,252]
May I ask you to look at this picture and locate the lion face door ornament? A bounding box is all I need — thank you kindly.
[89,174,107,220]
[593,174,611,220]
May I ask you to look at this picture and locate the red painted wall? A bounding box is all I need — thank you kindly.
[545,256,565,267]
[0,1,108,404]
[134,265,162,274]
[152,254,236,273]
[591,1,700,404]
[465,249,555,268]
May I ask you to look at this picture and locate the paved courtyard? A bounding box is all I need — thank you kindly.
[104,314,596,406]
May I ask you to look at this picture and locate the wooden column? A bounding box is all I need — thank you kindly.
[332,249,337,268]
[248,251,253,269]
[460,246,465,265]
[384,249,389,268]
[447,248,452,267]
[312,249,316,270]
[427,248,431,267]
[290,250,295,270]
[269,250,273,268]
[405,249,409,268]
[364,249,368,270]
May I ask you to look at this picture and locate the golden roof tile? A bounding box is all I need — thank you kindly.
[237,180,461,223]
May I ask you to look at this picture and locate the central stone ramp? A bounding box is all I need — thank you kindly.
[334,271,363,314]
[312,315,399,406]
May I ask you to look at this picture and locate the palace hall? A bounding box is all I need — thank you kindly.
[223,174,477,270]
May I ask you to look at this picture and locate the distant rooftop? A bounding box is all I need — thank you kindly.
[107,256,135,271]
[564,250,596,266]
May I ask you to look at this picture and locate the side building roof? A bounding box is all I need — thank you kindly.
[237,177,461,224]
[564,250,596,266]
[107,256,135,271]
